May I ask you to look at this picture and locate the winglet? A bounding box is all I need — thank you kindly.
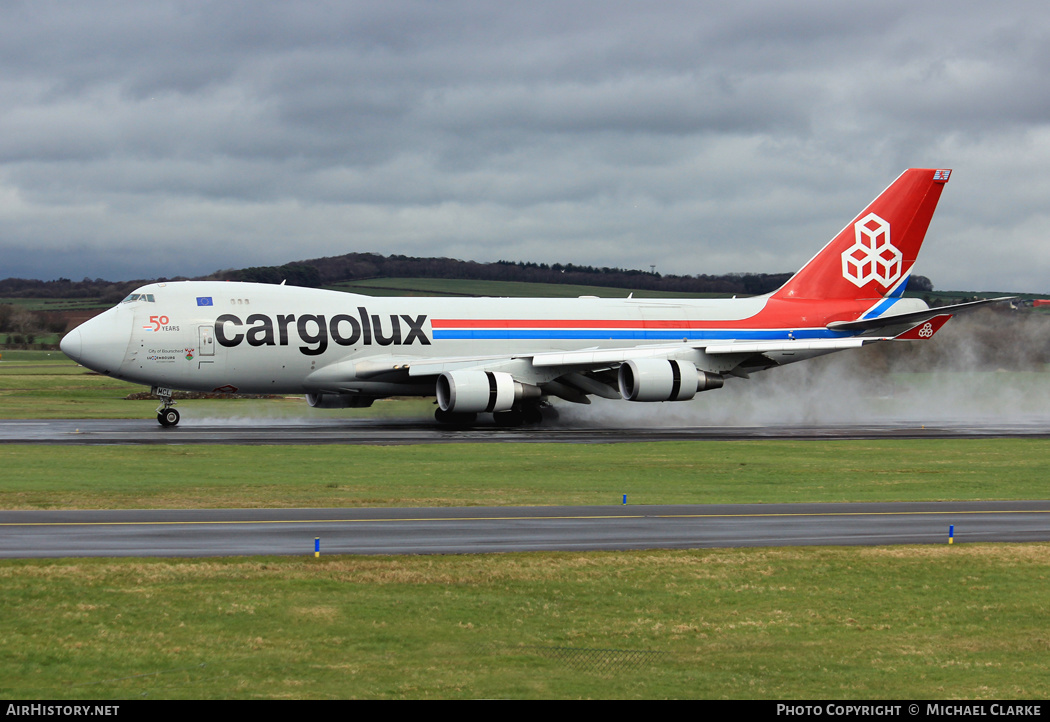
[893,314,953,340]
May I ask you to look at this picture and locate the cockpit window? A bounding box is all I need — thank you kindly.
[121,293,157,303]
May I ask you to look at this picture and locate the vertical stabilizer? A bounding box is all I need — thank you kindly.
[772,168,951,301]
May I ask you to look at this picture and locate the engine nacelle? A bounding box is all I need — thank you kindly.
[618,359,723,401]
[305,393,374,409]
[437,370,535,413]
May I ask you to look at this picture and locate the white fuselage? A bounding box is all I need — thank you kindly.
[62,280,813,396]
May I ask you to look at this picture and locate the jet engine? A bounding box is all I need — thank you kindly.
[436,370,538,413]
[618,359,724,402]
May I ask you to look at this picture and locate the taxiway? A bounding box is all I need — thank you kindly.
[2,501,1048,558]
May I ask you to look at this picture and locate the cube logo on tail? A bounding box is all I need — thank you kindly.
[894,314,952,340]
[841,212,902,288]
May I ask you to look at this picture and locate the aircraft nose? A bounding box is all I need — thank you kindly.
[59,326,82,362]
[61,307,132,375]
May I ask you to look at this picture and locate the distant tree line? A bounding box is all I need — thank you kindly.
[0,277,175,303]
[2,254,935,299]
[0,305,67,347]
[212,263,321,288]
[213,252,805,295]
[212,252,936,296]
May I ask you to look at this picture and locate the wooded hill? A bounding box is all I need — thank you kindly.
[205,253,806,296]
[0,250,937,302]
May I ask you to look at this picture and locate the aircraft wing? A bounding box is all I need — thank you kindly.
[374,313,959,382]
[527,344,697,368]
[304,302,968,402]
[703,338,873,355]
[402,342,710,376]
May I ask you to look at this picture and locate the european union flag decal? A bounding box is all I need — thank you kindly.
[196,297,213,306]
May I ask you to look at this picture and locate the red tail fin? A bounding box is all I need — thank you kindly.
[772,168,951,301]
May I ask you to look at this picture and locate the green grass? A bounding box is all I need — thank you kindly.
[0,352,160,418]
[0,297,108,312]
[2,546,1047,699]
[3,351,1050,510]
[0,349,71,364]
[2,439,1050,510]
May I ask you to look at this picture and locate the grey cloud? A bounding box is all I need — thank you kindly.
[0,1,1049,292]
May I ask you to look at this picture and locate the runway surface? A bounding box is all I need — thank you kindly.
[2,501,1048,558]
[3,417,1050,445]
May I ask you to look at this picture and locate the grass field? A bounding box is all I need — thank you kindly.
[3,439,1050,510]
[3,545,1047,699]
[0,297,108,312]
[2,350,1050,699]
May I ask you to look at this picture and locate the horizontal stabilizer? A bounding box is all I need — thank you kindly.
[892,314,952,340]
[828,297,1013,332]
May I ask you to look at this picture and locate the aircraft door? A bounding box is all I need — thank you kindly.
[198,325,215,356]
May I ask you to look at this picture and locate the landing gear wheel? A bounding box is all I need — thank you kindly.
[157,408,180,427]
[493,408,525,427]
[521,404,544,426]
[435,409,477,427]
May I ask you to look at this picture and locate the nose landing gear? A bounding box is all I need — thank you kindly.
[158,407,180,427]
[153,386,180,427]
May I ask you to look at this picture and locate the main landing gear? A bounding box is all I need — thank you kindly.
[434,409,477,427]
[153,386,180,427]
[435,401,557,428]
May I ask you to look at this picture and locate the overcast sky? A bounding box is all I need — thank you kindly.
[1,1,1048,291]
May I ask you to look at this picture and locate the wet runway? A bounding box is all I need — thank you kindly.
[2,501,1049,558]
[2,417,1050,445]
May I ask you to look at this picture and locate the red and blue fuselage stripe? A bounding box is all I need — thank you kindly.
[429,322,850,341]
[429,298,876,340]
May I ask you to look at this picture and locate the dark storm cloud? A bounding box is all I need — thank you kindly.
[1,1,1048,291]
